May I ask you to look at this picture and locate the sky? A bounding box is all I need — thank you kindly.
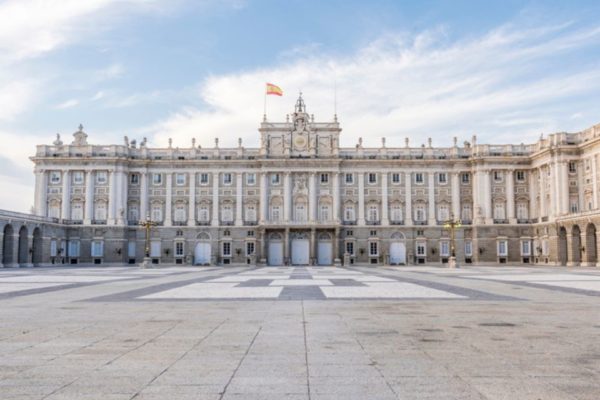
[1,0,600,212]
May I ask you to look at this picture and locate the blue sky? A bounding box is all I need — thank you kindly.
[1,0,600,212]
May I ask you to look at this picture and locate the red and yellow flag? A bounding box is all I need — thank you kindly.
[266,83,283,96]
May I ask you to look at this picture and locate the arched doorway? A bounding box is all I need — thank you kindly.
[291,232,309,265]
[18,226,28,266]
[585,223,597,265]
[389,232,407,265]
[558,227,568,266]
[572,225,582,265]
[194,232,211,265]
[32,228,42,266]
[268,233,284,266]
[317,232,332,265]
[2,224,14,266]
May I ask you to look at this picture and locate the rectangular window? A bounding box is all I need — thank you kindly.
[369,242,378,256]
[440,241,449,256]
[498,240,508,256]
[271,173,280,184]
[568,162,577,173]
[516,171,525,182]
[345,173,354,184]
[91,241,103,257]
[246,173,256,185]
[464,241,473,256]
[223,173,232,185]
[176,173,186,185]
[320,173,329,183]
[345,242,354,256]
[368,173,377,184]
[415,173,424,184]
[72,171,84,185]
[68,240,80,257]
[150,241,161,257]
[392,173,400,184]
[96,171,107,184]
[438,173,447,184]
[222,242,231,256]
[246,242,255,256]
[494,171,503,182]
[152,173,162,185]
[521,240,531,256]
[175,242,184,256]
[416,242,426,256]
[50,171,61,184]
[461,173,470,184]
[200,173,209,185]
[130,174,139,185]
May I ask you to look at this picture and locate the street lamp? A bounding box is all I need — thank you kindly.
[139,213,158,268]
[443,213,462,268]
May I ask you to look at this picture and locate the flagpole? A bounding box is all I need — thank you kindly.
[263,84,267,121]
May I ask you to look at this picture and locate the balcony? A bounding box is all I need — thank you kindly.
[128,220,138,226]
[91,220,106,225]
[517,219,530,224]
[342,220,357,225]
[390,220,404,225]
[461,219,472,225]
[244,220,258,226]
[493,219,508,224]
[414,220,427,226]
[63,219,83,225]
[173,221,187,226]
[541,216,549,222]
[196,220,211,226]
[221,221,234,226]
[366,220,381,225]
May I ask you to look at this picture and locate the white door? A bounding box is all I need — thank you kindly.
[390,242,406,265]
[291,239,310,265]
[318,241,332,265]
[268,241,283,266]
[194,242,211,265]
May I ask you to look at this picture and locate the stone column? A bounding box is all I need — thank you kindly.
[332,172,340,223]
[528,169,537,220]
[84,170,94,224]
[560,161,569,215]
[428,171,436,225]
[108,170,116,224]
[116,170,127,225]
[591,155,598,209]
[283,172,291,223]
[506,169,515,223]
[212,172,219,226]
[140,172,148,219]
[539,166,547,218]
[550,161,560,218]
[164,173,172,226]
[188,172,196,226]
[34,169,47,217]
[381,172,389,226]
[61,170,70,221]
[472,169,481,224]
[483,170,492,223]
[405,172,412,226]
[310,228,316,265]
[451,172,460,219]
[309,173,317,222]
[260,172,268,223]
[578,161,585,212]
[235,172,243,226]
[284,228,289,264]
[358,172,365,225]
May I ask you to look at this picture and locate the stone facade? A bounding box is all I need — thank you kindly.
[1,95,597,267]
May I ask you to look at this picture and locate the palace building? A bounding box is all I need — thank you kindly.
[1,94,600,267]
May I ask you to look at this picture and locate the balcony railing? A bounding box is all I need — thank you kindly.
[390,220,404,225]
[221,221,234,226]
[493,219,508,224]
[244,220,258,226]
[342,220,357,225]
[91,220,106,225]
[414,220,427,225]
[461,219,472,225]
[517,219,530,224]
[128,220,138,226]
[173,221,187,226]
[366,220,381,225]
[196,220,211,226]
[63,219,83,225]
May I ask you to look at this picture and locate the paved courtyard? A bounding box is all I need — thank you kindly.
[1,264,600,399]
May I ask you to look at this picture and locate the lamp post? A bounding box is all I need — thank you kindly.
[443,213,462,268]
[139,213,157,268]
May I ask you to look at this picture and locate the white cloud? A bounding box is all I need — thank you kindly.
[55,99,80,109]
[0,79,37,121]
[147,22,600,148]
[91,91,106,101]
[95,63,125,81]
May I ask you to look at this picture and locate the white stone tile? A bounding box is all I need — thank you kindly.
[530,280,600,292]
[321,282,466,299]
[0,275,128,283]
[468,274,600,282]
[140,283,283,299]
[270,279,333,286]
[0,283,67,294]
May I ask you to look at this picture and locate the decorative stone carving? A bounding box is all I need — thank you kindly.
[72,124,88,146]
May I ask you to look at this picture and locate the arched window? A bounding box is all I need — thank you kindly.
[368,205,379,222]
[128,204,139,222]
[390,204,403,222]
[320,205,330,221]
[414,204,426,222]
[245,205,256,222]
[71,201,83,221]
[151,204,162,222]
[344,205,355,222]
[198,205,209,222]
[94,201,106,221]
[221,204,233,222]
[174,204,186,222]
[438,204,449,222]
[494,202,505,220]
[516,201,528,220]
[48,200,60,219]
[461,204,472,221]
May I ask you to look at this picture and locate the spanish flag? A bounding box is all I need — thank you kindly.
[266,83,283,96]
